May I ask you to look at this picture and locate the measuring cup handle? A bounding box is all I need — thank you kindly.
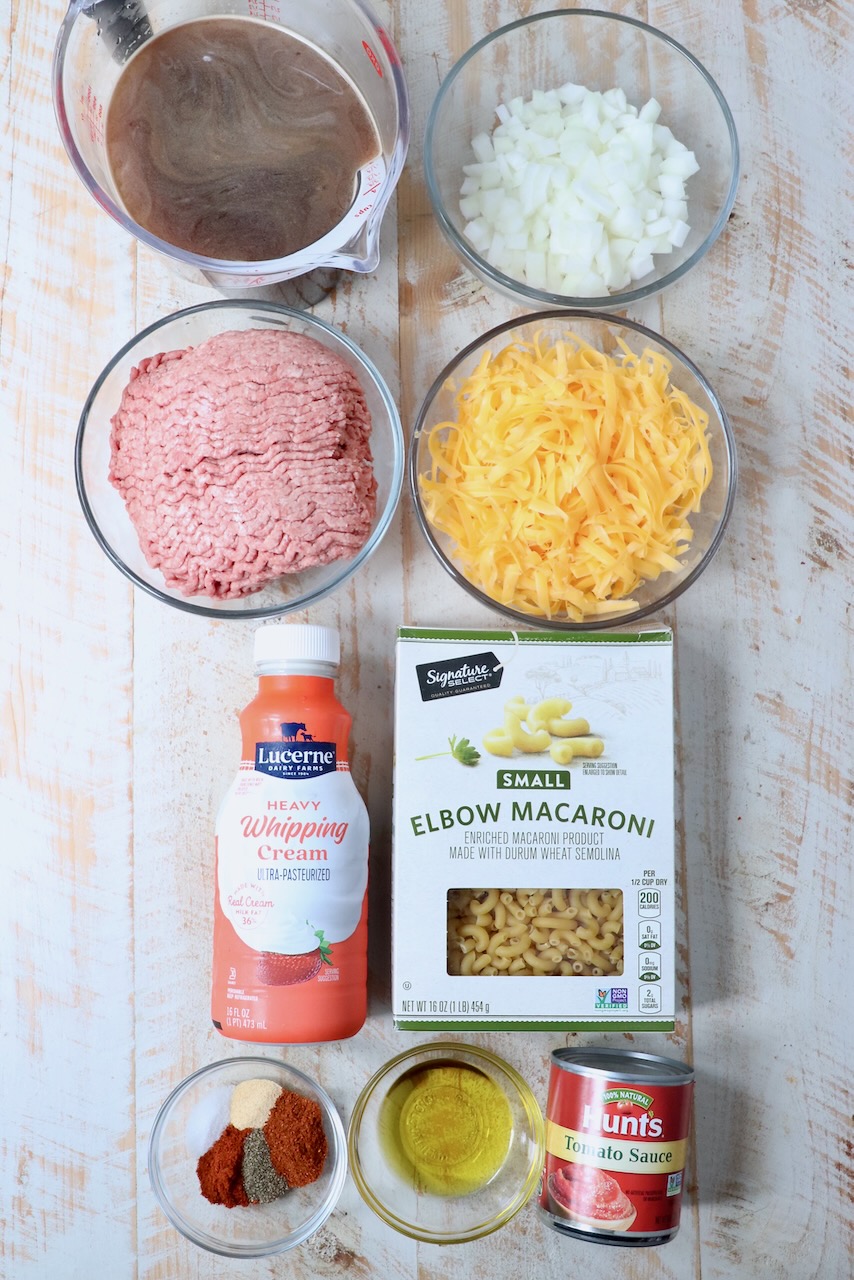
[80,0,152,61]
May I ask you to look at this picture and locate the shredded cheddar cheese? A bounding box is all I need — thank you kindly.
[419,333,713,620]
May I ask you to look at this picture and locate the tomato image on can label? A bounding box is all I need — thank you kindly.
[548,1165,638,1230]
[540,1048,694,1246]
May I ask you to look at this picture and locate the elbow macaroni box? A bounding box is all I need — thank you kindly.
[392,627,675,1031]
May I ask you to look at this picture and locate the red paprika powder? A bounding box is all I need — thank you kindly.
[196,1124,251,1207]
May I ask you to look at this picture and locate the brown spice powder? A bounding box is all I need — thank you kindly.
[263,1090,328,1188]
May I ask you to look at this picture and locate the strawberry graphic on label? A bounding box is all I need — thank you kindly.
[257,929,332,987]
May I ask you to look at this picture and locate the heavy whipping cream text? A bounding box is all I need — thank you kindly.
[217,768,366,950]
[239,812,348,845]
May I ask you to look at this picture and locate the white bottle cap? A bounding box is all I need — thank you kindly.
[253,623,340,671]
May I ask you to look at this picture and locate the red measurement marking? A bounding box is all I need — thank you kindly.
[360,158,383,197]
[247,0,281,20]
[362,39,383,77]
[377,26,400,67]
[80,85,105,145]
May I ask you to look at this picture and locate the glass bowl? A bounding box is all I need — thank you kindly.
[148,1056,347,1257]
[425,9,739,310]
[411,311,737,630]
[76,300,403,619]
[348,1042,544,1244]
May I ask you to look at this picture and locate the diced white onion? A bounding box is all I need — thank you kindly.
[669,219,691,248]
[459,83,697,294]
[645,216,672,237]
[471,132,495,163]
[656,173,687,200]
[638,97,663,124]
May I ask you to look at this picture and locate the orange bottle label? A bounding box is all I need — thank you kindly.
[211,675,369,1043]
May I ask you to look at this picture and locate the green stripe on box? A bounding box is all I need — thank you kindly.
[397,628,671,644]
[394,1020,676,1032]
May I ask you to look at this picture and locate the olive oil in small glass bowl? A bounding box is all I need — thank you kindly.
[348,1043,544,1244]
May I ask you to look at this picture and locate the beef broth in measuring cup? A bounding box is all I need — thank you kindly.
[105,15,381,262]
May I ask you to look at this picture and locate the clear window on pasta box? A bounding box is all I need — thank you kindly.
[447,888,624,978]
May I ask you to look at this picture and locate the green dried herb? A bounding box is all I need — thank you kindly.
[415,735,481,767]
[242,1128,289,1205]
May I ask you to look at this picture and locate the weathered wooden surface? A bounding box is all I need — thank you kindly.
[1,1,851,1277]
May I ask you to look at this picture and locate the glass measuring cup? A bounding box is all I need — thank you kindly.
[52,0,409,289]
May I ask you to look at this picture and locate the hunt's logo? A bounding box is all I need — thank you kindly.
[416,651,503,702]
[254,721,337,779]
[582,1090,663,1138]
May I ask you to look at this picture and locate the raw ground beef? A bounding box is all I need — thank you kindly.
[109,328,377,599]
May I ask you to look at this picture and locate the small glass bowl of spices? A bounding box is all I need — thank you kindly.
[148,1057,346,1257]
[348,1042,544,1243]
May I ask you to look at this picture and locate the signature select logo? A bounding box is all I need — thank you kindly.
[416,650,504,701]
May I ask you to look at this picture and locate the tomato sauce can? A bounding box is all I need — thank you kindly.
[539,1047,694,1247]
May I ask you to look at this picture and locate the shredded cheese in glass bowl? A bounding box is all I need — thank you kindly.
[411,312,736,629]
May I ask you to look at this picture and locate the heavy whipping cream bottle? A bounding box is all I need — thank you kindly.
[212,624,369,1043]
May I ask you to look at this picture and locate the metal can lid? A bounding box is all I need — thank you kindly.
[550,1047,693,1086]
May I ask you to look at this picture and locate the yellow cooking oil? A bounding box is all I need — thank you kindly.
[378,1059,512,1196]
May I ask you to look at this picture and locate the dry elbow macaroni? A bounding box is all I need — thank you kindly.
[447,887,624,977]
[484,696,604,762]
